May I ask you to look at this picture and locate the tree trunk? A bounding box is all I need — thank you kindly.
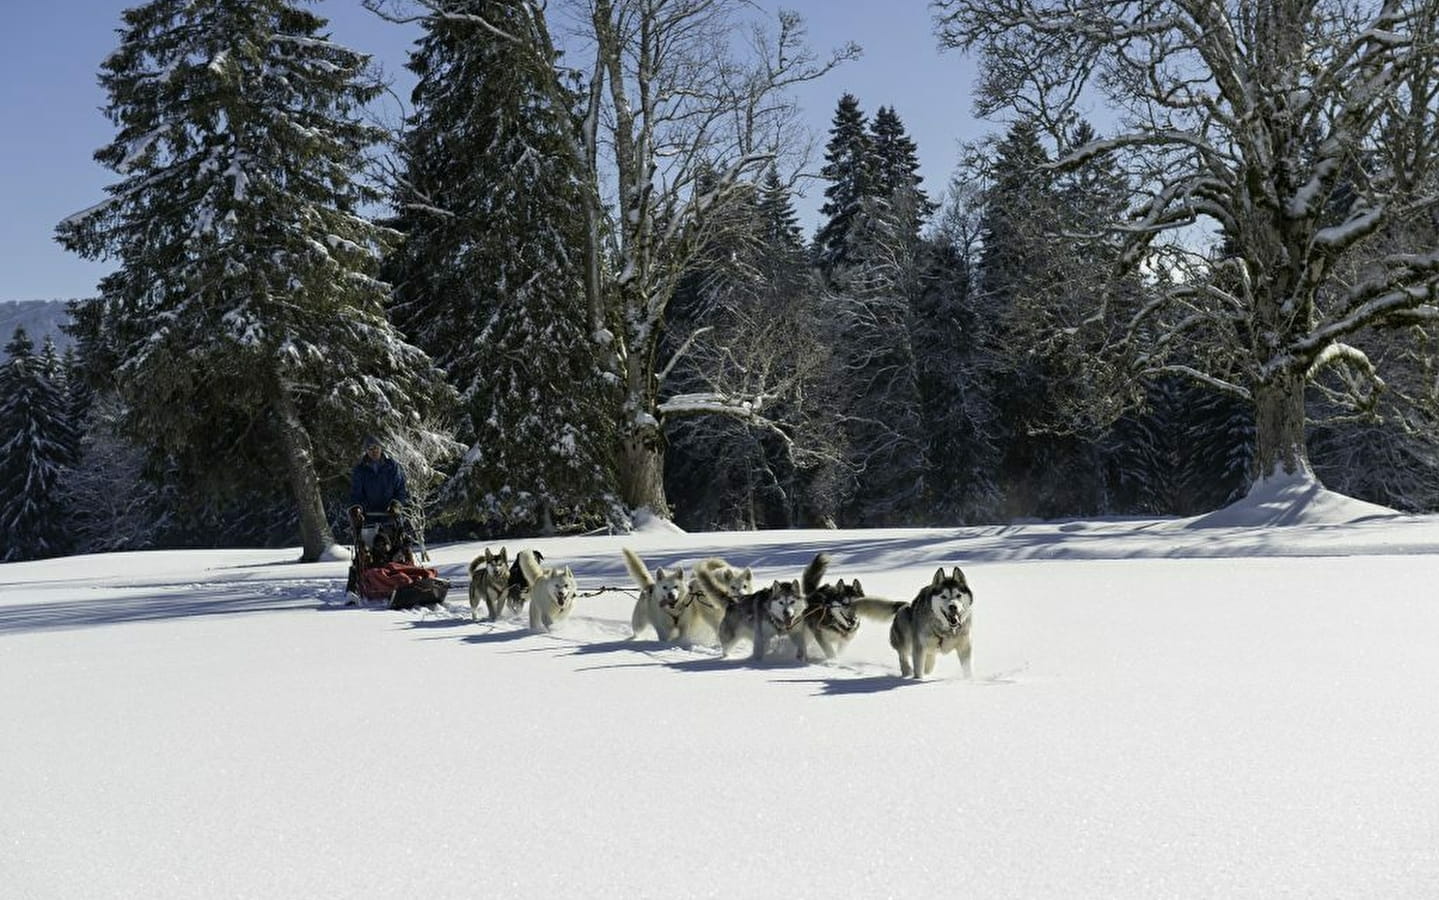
[617,422,670,517]
[1252,370,1310,481]
[275,385,336,562]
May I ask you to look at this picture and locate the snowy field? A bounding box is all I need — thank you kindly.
[4,474,1438,899]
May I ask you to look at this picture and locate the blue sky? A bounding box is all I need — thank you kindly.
[0,1,991,303]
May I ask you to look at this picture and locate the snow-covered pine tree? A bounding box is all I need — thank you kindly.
[56,0,455,560]
[824,187,931,525]
[0,328,78,560]
[815,94,878,277]
[758,168,806,254]
[870,106,936,227]
[971,120,1083,518]
[387,0,621,534]
[911,184,1003,523]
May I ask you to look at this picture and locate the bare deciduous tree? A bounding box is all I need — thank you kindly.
[936,0,1439,485]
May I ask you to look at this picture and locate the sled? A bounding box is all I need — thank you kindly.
[344,503,439,605]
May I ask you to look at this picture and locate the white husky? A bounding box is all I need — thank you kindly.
[687,557,754,634]
[889,567,974,679]
[621,548,697,643]
[518,549,578,633]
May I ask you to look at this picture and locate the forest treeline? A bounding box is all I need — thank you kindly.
[4,0,1437,562]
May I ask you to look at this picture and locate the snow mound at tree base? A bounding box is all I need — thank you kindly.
[1185,470,1400,529]
[319,543,353,562]
[631,507,686,535]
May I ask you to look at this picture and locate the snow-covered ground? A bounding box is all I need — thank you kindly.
[4,474,1438,898]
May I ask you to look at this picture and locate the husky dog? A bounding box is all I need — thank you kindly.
[467,547,511,621]
[621,548,697,643]
[518,549,578,633]
[889,567,974,679]
[503,549,542,618]
[698,568,806,661]
[687,557,754,634]
[797,552,901,660]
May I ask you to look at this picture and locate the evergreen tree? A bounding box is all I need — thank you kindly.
[815,94,877,275]
[757,167,805,254]
[973,120,1068,517]
[825,188,930,525]
[870,106,935,225]
[972,118,1149,518]
[910,204,1002,523]
[0,328,78,560]
[56,0,454,560]
[389,0,620,534]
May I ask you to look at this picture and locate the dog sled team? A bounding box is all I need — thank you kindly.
[343,438,973,678]
[462,544,974,680]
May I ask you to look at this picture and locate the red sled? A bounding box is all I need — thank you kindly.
[355,561,450,610]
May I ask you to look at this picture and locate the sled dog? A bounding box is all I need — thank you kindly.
[798,552,902,660]
[688,557,754,633]
[697,568,806,661]
[518,549,578,633]
[621,547,697,643]
[467,547,511,621]
[889,567,974,679]
[503,549,542,617]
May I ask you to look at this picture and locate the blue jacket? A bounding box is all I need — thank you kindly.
[350,455,409,513]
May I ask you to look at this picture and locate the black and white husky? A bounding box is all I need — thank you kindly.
[467,546,511,622]
[621,547,697,643]
[518,549,578,633]
[889,567,974,679]
[798,552,903,660]
[698,567,806,661]
[687,557,754,634]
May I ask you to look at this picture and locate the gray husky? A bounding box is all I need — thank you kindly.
[889,566,974,679]
[518,549,578,633]
[621,547,697,643]
[467,547,511,621]
[698,568,806,661]
[799,552,904,660]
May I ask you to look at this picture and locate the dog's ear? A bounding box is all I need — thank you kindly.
[656,566,667,580]
[932,567,946,588]
[852,579,864,595]
[950,566,966,585]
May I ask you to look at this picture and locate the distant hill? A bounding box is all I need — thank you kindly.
[0,299,75,358]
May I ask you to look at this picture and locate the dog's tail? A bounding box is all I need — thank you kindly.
[853,598,907,621]
[801,552,830,596]
[468,550,494,579]
[620,547,655,592]
[693,565,735,607]
[517,549,545,586]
